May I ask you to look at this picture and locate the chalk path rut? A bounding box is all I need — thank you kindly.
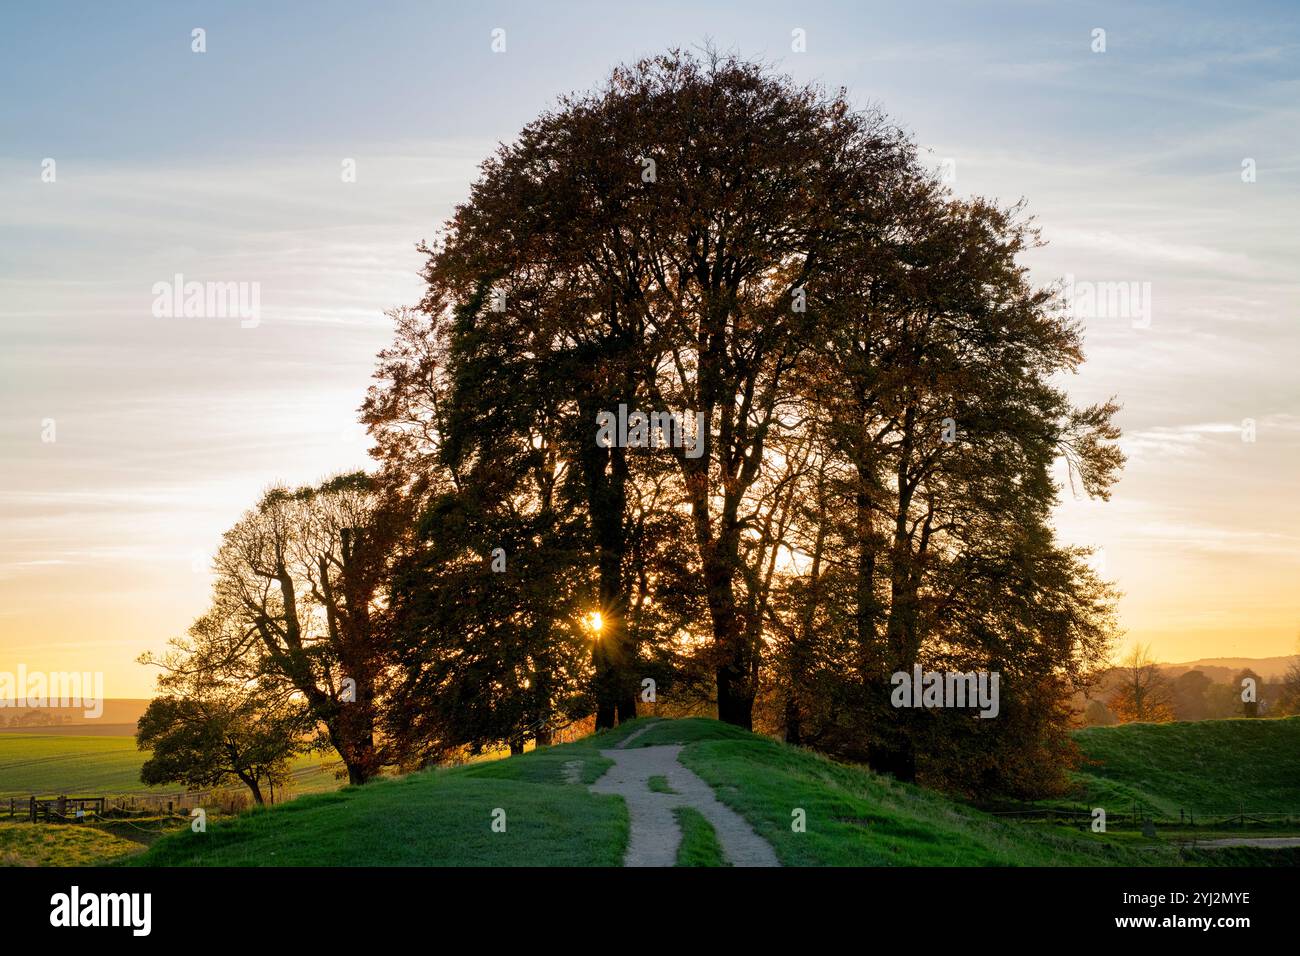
[587,729,780,867]
[1195,836,1300,849]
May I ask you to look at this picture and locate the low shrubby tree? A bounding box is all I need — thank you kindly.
[136,656,310,805]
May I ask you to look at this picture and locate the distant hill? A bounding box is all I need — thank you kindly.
[0,698,149,729]
[1162,656,1297,682]
[1081,656,1297,697]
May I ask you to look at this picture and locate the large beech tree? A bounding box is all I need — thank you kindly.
[360,49,1123,791]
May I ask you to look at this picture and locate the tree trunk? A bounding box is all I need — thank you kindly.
[854,489,878,654]
[686,503,754,729]
[615,683,638,724]
[580,400,635,729]
[868,406,922,782]
[716,660,754,728]
[592,637,618,730]
[704,544,753,729]
[867,731,916,782]
[784,692,802,746]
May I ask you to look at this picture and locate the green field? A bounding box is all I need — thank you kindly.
[128,717,1290,867]
[1065,717,1300,819]
[0,732,345,800]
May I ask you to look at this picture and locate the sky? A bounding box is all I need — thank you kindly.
[1,1,1298,698]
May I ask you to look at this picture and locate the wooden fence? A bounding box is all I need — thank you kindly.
[8,786,253,823]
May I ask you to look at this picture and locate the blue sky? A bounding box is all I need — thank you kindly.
[2,1,1298,694]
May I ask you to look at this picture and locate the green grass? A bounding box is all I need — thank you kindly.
[0,819,144,866]
[623,718,757,748]
[674,806,728,866]
[130,722,644,866]
[1064,717,1300,818]
[0,734,167,797]
[648,775,675,794]
[0,732,344,799]
[119,716,1298,867]
[652,720,1169,866]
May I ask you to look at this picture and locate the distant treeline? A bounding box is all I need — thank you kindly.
[0,700,149,729]
[1081,650,1300,725]
[0,710,69,728]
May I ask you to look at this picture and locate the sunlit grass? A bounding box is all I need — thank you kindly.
[130,723,644,866]
[123,717,1293,867]
[0,820,143,866]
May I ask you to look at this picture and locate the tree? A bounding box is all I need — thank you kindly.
[383,486,591,758]
[1109,644,1175,723]
[1278,656,1300,716]
[370,51,921,729]
[791,178,1122,779]
[1234,667,1262,717]
[137,633,311,804]
[1172,670,1212,720]
[164,473,404,785]
[1084,698,1117,726]
[359,49,1124,795]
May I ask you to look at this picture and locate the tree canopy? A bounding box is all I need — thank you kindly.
[151,50,1124,799]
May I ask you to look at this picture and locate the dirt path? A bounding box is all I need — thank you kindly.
[589,743,780,867]
[1194,836,1300,849]
[613,720,662,750]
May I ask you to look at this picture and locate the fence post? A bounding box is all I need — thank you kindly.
[28,796,35,823]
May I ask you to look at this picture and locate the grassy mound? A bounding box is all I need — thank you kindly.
[1068,717,1300,817]
[127,716,1299,867]
[131,723,637,866]
[639,719,1160,866]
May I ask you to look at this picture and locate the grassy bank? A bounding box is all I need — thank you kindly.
[130,717,1245,868]
[1067,717,1300,818]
